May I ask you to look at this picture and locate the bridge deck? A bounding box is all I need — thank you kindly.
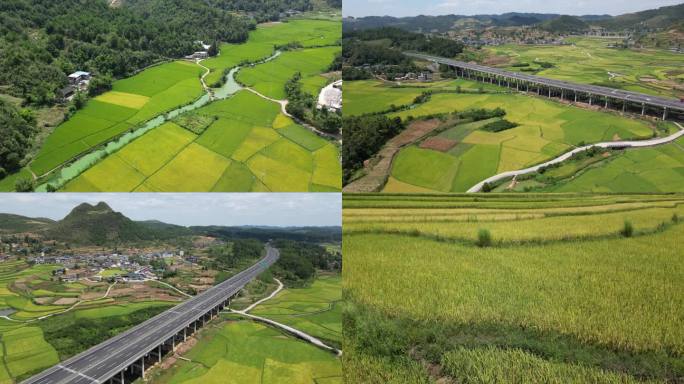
[405,52,684,112]
[22,246,279,384]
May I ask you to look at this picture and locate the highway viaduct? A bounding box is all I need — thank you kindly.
[404,52,684,122]
[22,245,279,384]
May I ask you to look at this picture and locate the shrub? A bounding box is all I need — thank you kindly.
[481,119,518,132]
[482,182,493,193]
[476,229,492,247]
[621,221,634,238]
[15,177,34,192]
[673,213,679,223]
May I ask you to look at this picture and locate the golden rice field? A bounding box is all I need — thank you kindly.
[343,193,684,383]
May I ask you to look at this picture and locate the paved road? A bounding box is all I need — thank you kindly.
[22,246,279,384]
[404,52,684,112]
[467,123,684,192]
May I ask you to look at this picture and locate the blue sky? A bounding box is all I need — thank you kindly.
[343,0,683,18]
[0,193,341,227]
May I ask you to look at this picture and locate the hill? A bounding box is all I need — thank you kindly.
[540,15,589,33]
[343,13,609,33]
[597,3,684,30]
[0,213,53,233]
[46,202,158,245]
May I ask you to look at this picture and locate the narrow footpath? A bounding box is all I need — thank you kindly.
[467,122,684,192]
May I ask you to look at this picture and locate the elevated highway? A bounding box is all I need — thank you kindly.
[404,52,684,121]
[22,245,279,384]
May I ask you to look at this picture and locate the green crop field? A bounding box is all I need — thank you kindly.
[150,320,341,384]
[27,61,203,178]
[344,78,681,193]
[237,46,340,100]
[203,19,341,86]
[250,274,342,345]
[343,194,684,383]
[485,37,684,99]
[528,143,684,193]
[62,91,341,192]
[55,17,341,193]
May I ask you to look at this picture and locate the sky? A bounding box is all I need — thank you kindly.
[0,193,341,227]
[343,0,683,18]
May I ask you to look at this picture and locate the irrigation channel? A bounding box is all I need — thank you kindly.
[467,122,684,192]
[35,51,284,191]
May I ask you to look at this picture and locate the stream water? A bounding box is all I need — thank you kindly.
[36,51,281,191]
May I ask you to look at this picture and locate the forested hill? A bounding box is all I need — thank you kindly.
[0,0,342,107]
[0,0,253,106]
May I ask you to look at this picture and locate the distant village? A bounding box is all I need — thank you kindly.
[0,235,221,285]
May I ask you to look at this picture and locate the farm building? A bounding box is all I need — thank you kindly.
[68,71,91,85]
[185,51,208,60]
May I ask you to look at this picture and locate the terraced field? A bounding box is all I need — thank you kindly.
[0,260,177,382]
[343,194,684,383]
[62,91,341,192]
[485,37,684,100]
[347,79,660,193]
[29,62,204,178]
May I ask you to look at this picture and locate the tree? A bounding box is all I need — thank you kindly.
[208,42,219,57]
[73,91,87,110]
[88,75,113,97]
[15,178,35,192]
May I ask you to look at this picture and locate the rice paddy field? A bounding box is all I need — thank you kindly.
[150,274,342,384]
[485,37,684,100]
[0,259,177,382]
[343,193,684,383]
[61,90,341,192]
[202,19,341,87]
[28,61,204,178]
[347,79,661,193]
[250,274,342,346]
[0,19,341,192]
[525,139,684,193]
[150,320,341,384]
[54,18,341,192]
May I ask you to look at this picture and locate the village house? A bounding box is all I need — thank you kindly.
[68,71,91,86]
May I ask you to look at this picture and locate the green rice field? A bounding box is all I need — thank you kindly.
[485,37,684,100]
[343,194,684,383]
[56,18,341,192]
[203,19,341,86]
[28,61,204,177]
[529,142,684,193]
[237,46,340,100]
[250,274,342,346]
[347,79,654,193]
[61,91,341,192]
[150,319,342,384]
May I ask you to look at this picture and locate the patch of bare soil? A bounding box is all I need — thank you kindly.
[613,133,622,141]
[197,277,214,285]
[53,297,78,305]
[80,292,102,300]
[34,297,54,305]
[420,137,458,152]
[160,356,177,370]
[175,336,198,355]
[189,284,212,293]
[483,55,511,66]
